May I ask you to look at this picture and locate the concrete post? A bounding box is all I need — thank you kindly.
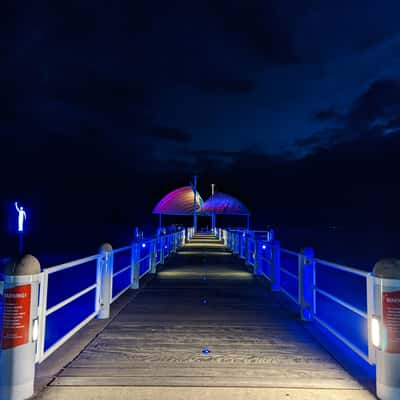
[96,243,113,319]
[0,255,41,400]
[271,240,280,291]
[372,259,400,400]
[131,241,140,289]
[299,247,315,321]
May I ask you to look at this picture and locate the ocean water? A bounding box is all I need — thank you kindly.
[276,225,400,271]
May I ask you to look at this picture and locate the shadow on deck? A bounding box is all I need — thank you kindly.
[34,235,375,399]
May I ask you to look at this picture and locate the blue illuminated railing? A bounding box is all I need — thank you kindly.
[31,230,185,364]
[223,228,375,365]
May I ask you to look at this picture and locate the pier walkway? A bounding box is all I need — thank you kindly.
[34,234,373,399]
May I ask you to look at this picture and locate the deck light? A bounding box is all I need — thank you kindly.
[32,318,39,342]
[371,316,380,348]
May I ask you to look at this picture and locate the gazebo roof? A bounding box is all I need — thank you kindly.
[200,192,250,216]
[153,186,204,215]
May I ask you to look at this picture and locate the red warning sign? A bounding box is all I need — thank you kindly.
[383,290,400,353]
[1,284,31,350]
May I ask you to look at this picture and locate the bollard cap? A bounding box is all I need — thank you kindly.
[373,258,400,279]
[3,254,41,276]
[99,243,113,253]
[301,247,314,257]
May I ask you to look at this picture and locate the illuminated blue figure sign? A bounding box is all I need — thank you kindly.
[15,202,27,232]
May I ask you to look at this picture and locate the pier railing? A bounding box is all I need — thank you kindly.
[0,230,185,365]
[224,229,375,365]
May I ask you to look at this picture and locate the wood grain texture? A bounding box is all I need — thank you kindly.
[49,237,371,397]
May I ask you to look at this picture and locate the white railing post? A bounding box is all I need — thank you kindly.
[0,255,41,400]
[246,237,252,266]
[97,243,113,319]
[36,270,48,363]
[131,241,140,289]
[366,273,376,365]
[372,259,400,400]
[299,247,315,321]
[253,239,262,275]
[160,236,165,264]
[150,240,157,274]
[271,240,281,291]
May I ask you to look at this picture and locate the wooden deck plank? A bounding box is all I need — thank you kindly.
[44,237,372,399]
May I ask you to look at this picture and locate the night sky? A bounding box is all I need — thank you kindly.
[2,1,400,232]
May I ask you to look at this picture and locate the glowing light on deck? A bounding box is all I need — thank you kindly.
[371,317,380,348]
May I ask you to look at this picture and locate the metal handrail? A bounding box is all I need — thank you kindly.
[315,287,367,319]
[45,254,99,274]
[313,257,369,278]
[229,229,373,364]
[281,267,298,281]
[281,248,300,257]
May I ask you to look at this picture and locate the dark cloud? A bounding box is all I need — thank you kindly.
[301,79,400,153]
[198,78,255,94]
[148,126,192,143]
[314,108,342,123]
[294,135,324,148]
[347,80,400,132]
[205,0,298,64]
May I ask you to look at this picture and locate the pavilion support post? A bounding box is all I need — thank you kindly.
[211,212,216,233]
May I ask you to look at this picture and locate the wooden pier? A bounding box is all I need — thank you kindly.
[35,234,374,399]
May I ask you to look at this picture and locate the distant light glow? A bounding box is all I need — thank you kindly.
[15,202,27,232]
[142,243,146,248]
[371,317,380,348]
[164,245,168,249]
[262,244,267,250]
